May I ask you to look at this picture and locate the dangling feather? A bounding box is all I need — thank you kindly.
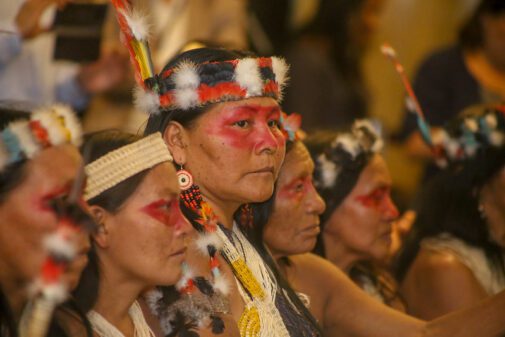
[111,0,155,90]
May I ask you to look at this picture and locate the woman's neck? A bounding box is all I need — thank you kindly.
[322,233,358,273]
[93,267,145,335]
[0,264,28,319]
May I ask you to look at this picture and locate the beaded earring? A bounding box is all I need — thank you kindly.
[177,166,194,191]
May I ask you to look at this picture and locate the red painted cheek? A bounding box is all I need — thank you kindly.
[382,196,399,219]
[278,178,310,204]
[142,199,185,229]
[37,187,70,212]
[355,188,388,210]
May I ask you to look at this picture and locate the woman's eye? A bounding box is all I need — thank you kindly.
[268,119,280,128]
[233,120,249,128]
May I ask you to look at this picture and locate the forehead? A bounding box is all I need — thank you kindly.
[278,143,314,185]
[30,144,81,179]
[203,96,280,117]
[351,154,391,194]
[136,162,179,197]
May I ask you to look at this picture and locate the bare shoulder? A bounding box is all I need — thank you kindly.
[288,253,349,289]
[401,247,487,319]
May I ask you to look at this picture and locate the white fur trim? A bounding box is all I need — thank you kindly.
[31,110,66,145]
[120,8,150,41]
[212,274,230,296]
[9,121,40,158]
[235,58,262,97]
[271,57,289,99]
[144,288,163,314]
[41,283,68,303]
[317,154,339,188]
[353,119,383,152]
[194,232,223,255]
[43,233,76,260]
[334,134,361,159]
[173,61,200,109]
[51,104,82,146]
[133,86,160,114]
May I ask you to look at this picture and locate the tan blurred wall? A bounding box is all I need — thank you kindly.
[363,0,480,203]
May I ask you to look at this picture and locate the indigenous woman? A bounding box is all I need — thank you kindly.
[0,103,91,337]
[73,130,190,337]
[396,104,505,319]
[263,118,505,337]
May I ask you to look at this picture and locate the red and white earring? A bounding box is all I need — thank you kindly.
[177,166,193,191]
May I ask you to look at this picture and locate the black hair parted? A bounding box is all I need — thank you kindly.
[144,47,255,136]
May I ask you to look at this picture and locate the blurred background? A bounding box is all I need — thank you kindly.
[0,0,487,206]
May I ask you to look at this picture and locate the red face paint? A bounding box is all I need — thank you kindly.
[278,176,313,204]
[355,187,399,219]
[141,199,185,230]
[205,104,285,151]
[38,186,71,212]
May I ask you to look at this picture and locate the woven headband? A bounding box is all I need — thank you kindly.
[0,104,82,172]
[84,132,173,200]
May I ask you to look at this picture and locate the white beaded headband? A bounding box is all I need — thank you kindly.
[84,132,173,200]
[0,104,82,172]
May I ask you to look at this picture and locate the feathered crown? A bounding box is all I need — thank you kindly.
[430,105,505,167]
[314,119,383,190]
[0,104,82,172]
[110,0,289,115]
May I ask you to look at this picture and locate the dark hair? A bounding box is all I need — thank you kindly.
[73,130,152,312]
[144,47,253,137]
[303,130,373,258]
[395,108,505,282]
[459,0,505,50]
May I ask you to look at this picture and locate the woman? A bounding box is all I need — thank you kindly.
[73,130,190,337]
[396,104,505,319]
[0,103,90,337]
[263,117,505,337]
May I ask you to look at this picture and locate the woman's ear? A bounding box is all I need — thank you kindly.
[88,205,110,249]
[163,121,189,166]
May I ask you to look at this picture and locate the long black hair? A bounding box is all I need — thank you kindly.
[145,47,322,336]
[73,130,151,313]
[395,106,505,282]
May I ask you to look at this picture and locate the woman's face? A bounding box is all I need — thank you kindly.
[348,0,385,51]
[0,144,82,284]
[481,167,505,247]
[180,96,286,205]
[324,154,399,264]
[99,162,190,287]
[264,142,325,258]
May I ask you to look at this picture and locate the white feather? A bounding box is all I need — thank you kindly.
[133,86,160,114]
[9,121,40,159]
[31,110,65,146]
[174,88,199,110]
[431,129,448,147]
[380,44,396,58]
[175,265,194,291]
[445,138,460,159]
[235,58,262,97]
[464,142,479,157]
[120,9,150,41]
[316,154,339,188]
[174,61,200,89]
[194,232,223,255]
[144,288,163,314]
[43,233,76,259]
[271,57,289,99]
[51,104,83,146]
[334,134,361,159]
[41,283,68,303]
[212,274,231,296]
[353,119,383,153]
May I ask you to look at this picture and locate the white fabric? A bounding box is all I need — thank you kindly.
[88,301,155,337]
[422,233,505,295]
